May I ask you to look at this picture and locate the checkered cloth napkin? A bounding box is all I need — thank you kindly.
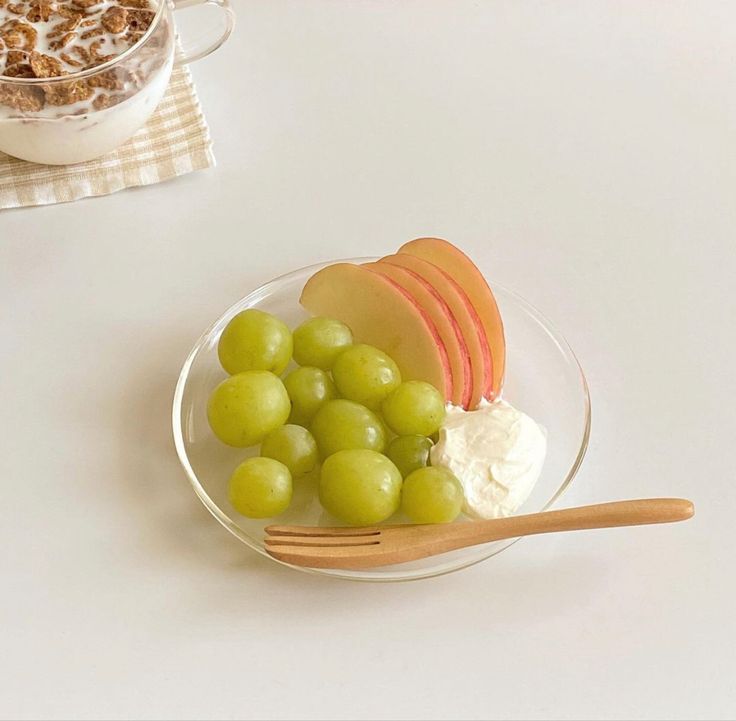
[0,62,214,210]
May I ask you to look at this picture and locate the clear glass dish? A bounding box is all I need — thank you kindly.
[172,258,591,582]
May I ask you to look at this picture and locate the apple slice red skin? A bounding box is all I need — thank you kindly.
[381,253,493,407]
[364,261,473,408]
[398,237,505,399]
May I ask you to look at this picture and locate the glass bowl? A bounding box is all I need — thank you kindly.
[0,0,234,165]
[172,258,591,582]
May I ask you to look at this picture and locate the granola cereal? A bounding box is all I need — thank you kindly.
[1,0,163,115]
[0,80,43,109]
[43,76,93,104]
[29,49,63,77]
[1,0,157,72]
[0,0,176,165]
[101,6,126,33]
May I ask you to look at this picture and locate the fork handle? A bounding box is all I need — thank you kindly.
[432,498,694,552]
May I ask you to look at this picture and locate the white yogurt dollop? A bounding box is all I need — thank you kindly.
[430,399,547,519]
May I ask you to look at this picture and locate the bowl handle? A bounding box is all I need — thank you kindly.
[172,0,236,65]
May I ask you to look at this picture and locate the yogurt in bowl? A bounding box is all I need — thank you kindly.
[0,0,234,165]
[431,399,547,519]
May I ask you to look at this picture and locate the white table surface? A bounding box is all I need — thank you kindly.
[2,2,734,719]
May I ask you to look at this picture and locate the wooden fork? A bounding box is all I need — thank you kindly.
[265,498,694,569]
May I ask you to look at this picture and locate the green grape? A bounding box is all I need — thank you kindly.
[319,449,402,525]
[293,317,353,370]
[218,309,293,376]
[401,466,463,524]
[381,380,446,436]
[283,366,338,426]
[260,424,319,478]
[207,371,290,447]
[331,344,401,410]
[229,457,292,518]
[310,399,386,457]
[386,434,433,478]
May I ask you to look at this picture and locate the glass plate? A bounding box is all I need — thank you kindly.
[173,258,591,582]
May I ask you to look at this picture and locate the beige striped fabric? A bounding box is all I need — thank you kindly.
[0,62,214,211]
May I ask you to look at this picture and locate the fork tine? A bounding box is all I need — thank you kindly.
[265,524,380,538]
[264,535,380,548]
[266,541,391,569]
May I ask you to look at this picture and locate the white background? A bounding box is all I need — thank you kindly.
[1,2,735,719]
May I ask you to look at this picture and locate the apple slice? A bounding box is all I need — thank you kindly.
[398,238,505,399]
[381,253,493,408]
[364,261,472,408]
[300,263,453,400]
